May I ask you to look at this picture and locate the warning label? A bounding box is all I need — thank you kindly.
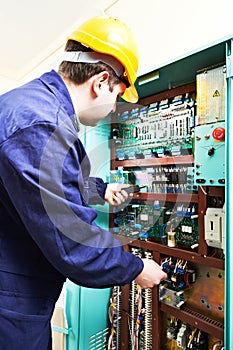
[213,90,220,97]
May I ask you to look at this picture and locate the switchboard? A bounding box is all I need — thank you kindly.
[107,37,229,350]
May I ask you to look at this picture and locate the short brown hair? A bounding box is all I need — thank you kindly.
[58,40,122,91]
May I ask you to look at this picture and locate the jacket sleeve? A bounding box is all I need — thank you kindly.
[0,121,143,288]
[87,177,108,205]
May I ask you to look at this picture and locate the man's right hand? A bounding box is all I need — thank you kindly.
[135,258,167,289]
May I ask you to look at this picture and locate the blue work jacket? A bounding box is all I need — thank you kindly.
[0,70,143,349]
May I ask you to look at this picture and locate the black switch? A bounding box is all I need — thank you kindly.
[208,147,215,156]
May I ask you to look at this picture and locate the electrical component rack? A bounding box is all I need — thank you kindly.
[108,37,230,350]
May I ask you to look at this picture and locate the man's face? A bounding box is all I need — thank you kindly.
[79,81,126,127]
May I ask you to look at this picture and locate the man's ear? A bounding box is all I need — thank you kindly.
[92,71,110,97]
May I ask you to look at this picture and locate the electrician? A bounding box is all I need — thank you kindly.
[0,15,167,349]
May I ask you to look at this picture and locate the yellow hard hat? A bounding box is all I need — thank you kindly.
[67,15,139,103]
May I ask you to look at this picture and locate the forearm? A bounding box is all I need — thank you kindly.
[87,177,108,205]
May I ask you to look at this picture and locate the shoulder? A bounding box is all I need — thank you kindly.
[0,71,75,143]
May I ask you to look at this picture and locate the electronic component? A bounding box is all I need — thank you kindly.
[159,285,185,309]
[160,258,196,308]
[204,205,225,252]
[113,200,199,251]
[165,315,209,350]
[166,316,180,340]
[175,204,199,250]
[196,64,226,125]
[186,328,208,349]
[110,169,130,184]
[167,226,176,247]
[176,323,187,348]
[113,92,195,161]
[194,121,225,186]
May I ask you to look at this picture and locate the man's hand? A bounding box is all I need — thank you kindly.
[135,258,167,289]
[104,183,133,206]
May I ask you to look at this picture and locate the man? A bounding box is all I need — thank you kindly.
[0,15,166,349]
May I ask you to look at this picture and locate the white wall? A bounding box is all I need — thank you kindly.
[106,0,233,75]
[0,0,232,93]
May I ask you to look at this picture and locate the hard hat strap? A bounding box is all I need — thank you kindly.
[61,51,129,87]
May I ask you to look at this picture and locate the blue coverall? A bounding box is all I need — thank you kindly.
[0,70,143,349]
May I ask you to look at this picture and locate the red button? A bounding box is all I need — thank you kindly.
[212,127,225,141]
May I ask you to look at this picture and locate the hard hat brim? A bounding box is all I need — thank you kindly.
[122,85,138,103]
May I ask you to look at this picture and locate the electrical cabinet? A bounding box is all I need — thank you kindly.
[107,36,233,350]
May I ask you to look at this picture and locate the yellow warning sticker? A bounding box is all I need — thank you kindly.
[213,90,220,97]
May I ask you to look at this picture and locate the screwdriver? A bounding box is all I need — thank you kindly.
[122,185,148,193]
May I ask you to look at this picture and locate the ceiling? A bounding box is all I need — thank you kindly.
[0,0,232,93]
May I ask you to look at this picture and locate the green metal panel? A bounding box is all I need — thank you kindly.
[225,37,233,350]
[82,116,111,180]
[65,280,111,350]
[64,119,111,350]
[83,117,111,230]
[65,280,81,349]
[78,286,111,349]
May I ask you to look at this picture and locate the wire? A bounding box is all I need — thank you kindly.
[133,285,142,350]
[187,328,197,348]
[212,340,224,350]
[199,185,207,195]
[108,286,121,350]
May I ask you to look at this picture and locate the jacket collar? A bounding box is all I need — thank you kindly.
[39,70,75,118]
